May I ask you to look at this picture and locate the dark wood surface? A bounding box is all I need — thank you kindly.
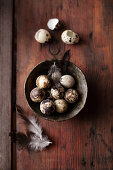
[1,0,113,169]
[0,0,13,169]
[15,0,113,170]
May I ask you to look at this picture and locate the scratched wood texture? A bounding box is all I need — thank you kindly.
[15,0,113,170]
[0,0,13,169]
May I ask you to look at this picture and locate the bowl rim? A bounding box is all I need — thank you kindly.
[24,59,88,122]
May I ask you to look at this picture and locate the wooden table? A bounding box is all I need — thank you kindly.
[0,0,113,169]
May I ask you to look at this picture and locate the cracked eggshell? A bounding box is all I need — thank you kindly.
[54,99,68,113]
[35,29,51,43]
[36,75,50,89]
[60,75,75,88]
[61,30,79,44]
[47,18,61,30]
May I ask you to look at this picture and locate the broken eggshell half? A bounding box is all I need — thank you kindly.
[61,30,79,44]
[47,18,61,30]
[35,29,51,43]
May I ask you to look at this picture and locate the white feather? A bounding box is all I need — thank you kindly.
[28,116,42,140]
[16,105,52,151]
[28,116,52,151]
[29,135,52,151]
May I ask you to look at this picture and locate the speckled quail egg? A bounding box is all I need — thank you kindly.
[40,99,55,115]
[61,30,79,44]
[54,99,68,113]
[60,75,75,88]
[30,87,45,102]
[51,86,65,99]
[65,89,78,103]
[36,75,50,89]
[47,18,61,30]
[35,29,51,43]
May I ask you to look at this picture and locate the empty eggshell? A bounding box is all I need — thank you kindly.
[61,30,79,44]
[47,18,61,30]
[35,29,51,43]
[60,75,75,88]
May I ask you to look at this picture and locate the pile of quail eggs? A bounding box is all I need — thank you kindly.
[30,72,79,115]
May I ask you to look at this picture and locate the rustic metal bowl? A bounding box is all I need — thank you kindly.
[24,60,88,121]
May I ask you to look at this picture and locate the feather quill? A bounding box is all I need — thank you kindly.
[62,50,71,74]
[16,105,52,151]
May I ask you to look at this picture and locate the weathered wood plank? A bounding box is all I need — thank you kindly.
[0,0,13,169]
[16,0,113,169]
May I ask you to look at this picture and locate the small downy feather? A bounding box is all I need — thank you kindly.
[48,62,62,85]
[16,132,29,150]
[16,105,52,151]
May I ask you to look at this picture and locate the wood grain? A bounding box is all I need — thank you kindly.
[15,0,113,169]
[0,0,13,169]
